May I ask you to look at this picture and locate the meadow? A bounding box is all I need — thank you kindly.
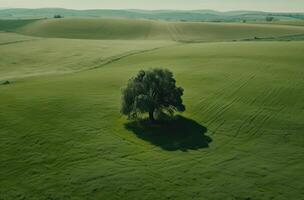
[0,18,304,200]
[16,18,304,41]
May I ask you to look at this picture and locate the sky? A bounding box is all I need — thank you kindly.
[0,0,303,12]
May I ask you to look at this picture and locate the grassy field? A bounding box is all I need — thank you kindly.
[255,20,304,27]
[0,32,176,80]
[11,18,304,42]
[0,19,38,31]
[0,19,304,200]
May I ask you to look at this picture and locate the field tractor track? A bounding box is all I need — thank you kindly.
[206,75,256,127]
[85,43,181,72]
[0,39,37,46]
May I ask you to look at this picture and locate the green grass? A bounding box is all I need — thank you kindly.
[1,39,303,199]
[258,20,304,27]
[0,32,35,44]
[15,18,304,42]
[0,32,176,80]
[0,19,38,31]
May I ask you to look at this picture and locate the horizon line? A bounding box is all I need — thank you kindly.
[1,7,304,13]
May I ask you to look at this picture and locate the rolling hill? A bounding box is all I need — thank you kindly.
[0,32,176,80]
[0,13,304,200]
[1,40,303,200]
[1,8,304,22]
[6,18,304,42]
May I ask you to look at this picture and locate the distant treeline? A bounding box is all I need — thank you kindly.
[0,8,304,22]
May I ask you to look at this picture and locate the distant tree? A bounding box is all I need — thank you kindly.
[242,19,247,23]
[1,80,10,85]
[266,16,274,22]
[54,14,63,19]
[121,68,185,121]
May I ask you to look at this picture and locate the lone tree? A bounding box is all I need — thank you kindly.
[266,16,274,22]
[121,68,185,121]
[54,14,63,18]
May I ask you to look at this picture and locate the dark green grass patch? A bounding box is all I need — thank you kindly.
[0,19,38,31]
[125,115,211,151]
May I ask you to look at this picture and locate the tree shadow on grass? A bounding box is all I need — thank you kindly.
[124,115,212,151]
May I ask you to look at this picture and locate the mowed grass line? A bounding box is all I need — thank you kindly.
[0,41,303,200]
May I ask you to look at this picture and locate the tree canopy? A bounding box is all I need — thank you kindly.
[54,14,64,18]
[121,68,185,121]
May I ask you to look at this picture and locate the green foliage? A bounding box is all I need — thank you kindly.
[266,16,274,22]
[121,68,185,120]
[0,80,10,85]
[53,14,63,18]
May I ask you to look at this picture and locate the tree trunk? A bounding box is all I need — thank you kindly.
[149,109,155,121]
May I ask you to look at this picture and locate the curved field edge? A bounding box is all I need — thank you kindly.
[0,41,303,200]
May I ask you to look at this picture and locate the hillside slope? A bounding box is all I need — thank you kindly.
[17,18,304,42]
[0,41,303,199]
[0,32,176,80]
